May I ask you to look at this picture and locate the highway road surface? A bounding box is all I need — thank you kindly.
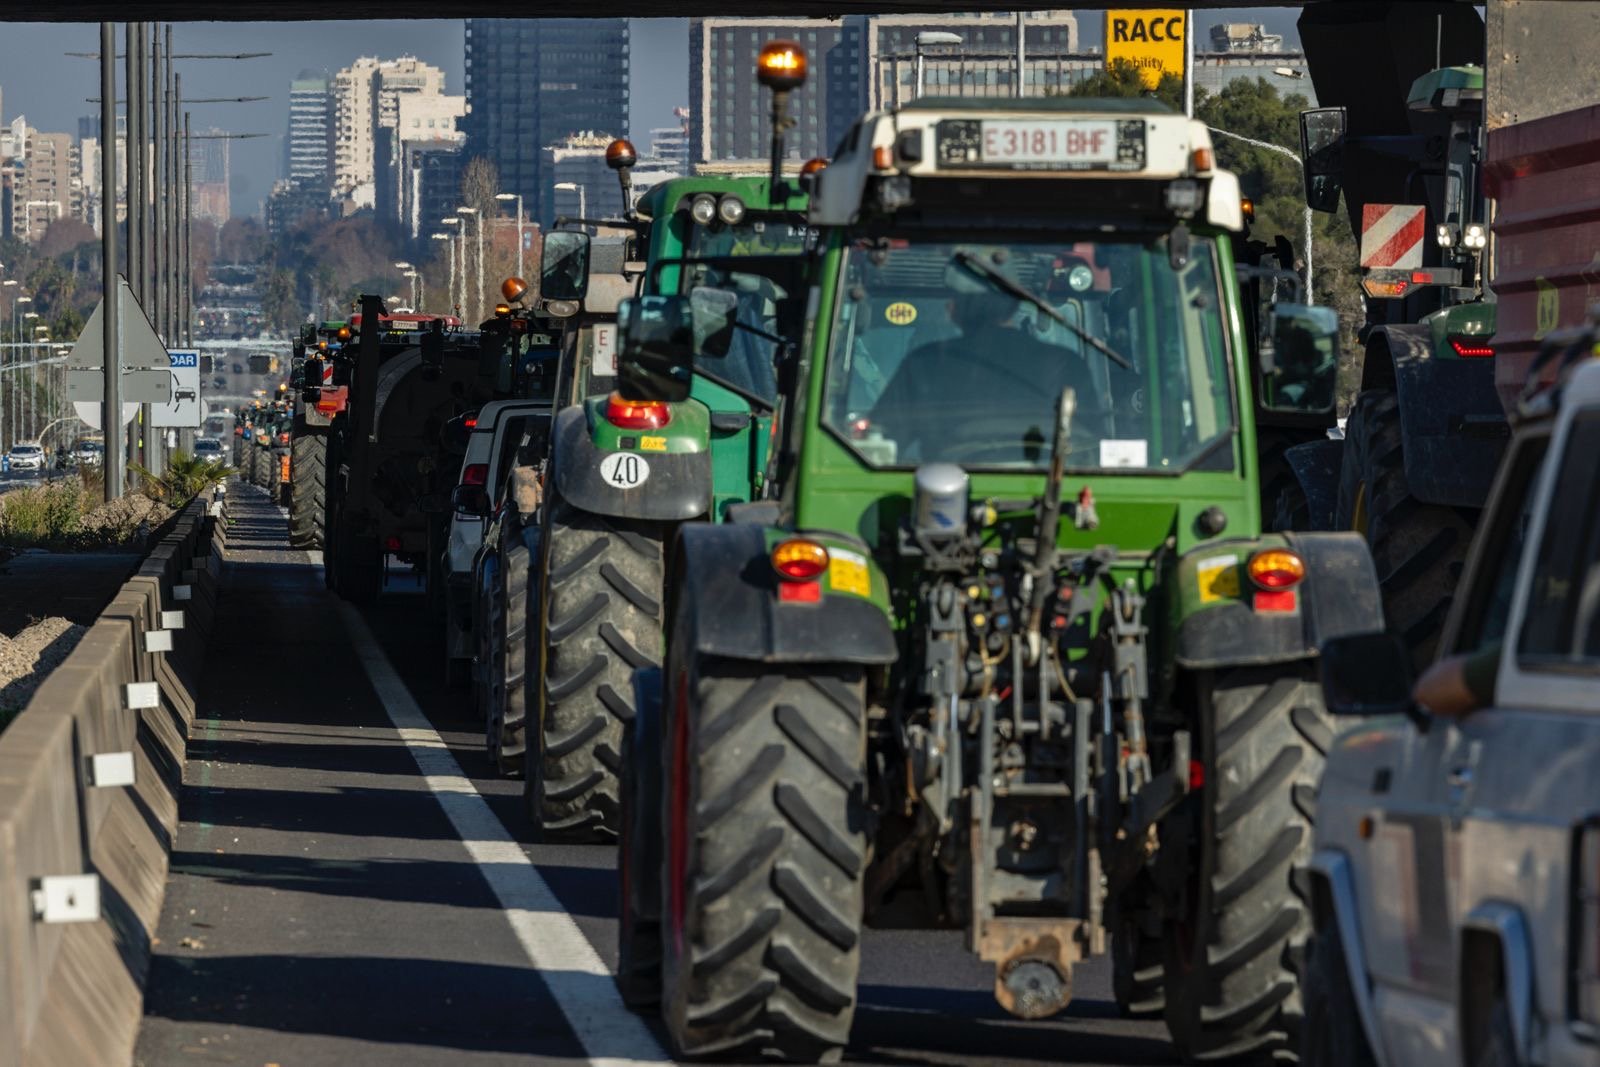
[133,483,1178,1066]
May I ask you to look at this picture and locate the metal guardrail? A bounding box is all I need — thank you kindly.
[0,489,223,1066]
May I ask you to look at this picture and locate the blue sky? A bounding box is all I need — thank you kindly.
[0,11,1300,218]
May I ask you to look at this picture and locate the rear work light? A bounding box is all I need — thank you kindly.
[464,416,479,430]
[1448,336,1495,358]
[1247,549,1306,590]
[1573,818,1600,1026]
[1361,276,1410,299]
[605,393,672,431]
[462,463,488,487]
[771,539,829,582]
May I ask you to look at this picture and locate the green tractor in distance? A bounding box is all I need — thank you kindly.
[615,87,1387,1063]
[288,320,351,550]
[520,61,816,839]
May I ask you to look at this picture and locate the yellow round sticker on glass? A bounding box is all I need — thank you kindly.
[885,302,918,326]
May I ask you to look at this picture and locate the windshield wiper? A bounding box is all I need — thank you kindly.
[953,250,1133,371]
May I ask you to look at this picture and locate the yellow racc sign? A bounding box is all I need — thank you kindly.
[1104,10,1187,89]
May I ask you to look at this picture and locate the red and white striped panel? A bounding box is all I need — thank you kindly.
[1359,203,1426,270]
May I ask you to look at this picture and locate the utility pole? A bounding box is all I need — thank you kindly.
[1015,11,1025,98]
[126,22,143,304]
[100,22,123,501]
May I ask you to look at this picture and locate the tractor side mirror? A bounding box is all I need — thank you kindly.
[616,295,693,403]
[1299,107,1346,214]
[1320,633,1414,717]
[541,230,591,303]
[1259,303,1338,416]
[451,483,490,517]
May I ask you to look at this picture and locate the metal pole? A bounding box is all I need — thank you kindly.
[516,195,524,280]
[475,213,484,324]
[456,230,465,316]
[1015,11,1025,98]
[1304,206,1315,303]
[183,110,192,346]
[1183,10,1195,117]
[100,22,123,501]
[126,23,142,303]
[167,50,178,341]
[150,26,163,339]
[916,45,925,99]
[144,23,156,309]
[447,240,456,314]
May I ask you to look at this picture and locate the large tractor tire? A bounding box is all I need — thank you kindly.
[1337,389,1475,669]
[1164,664,1329,1064]
[661,655,867,1063]
[488,520,531,776]
[527,498,663,839]
[288,424,327,550]
[1257,425,1311,534]
[1111,916,1166,1019]
[617,666,664,1010]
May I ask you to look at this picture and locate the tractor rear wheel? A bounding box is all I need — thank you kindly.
[527,498,663,840]
[1164,664,1329,1063]
[617,666,664,1010]
[661,650,867,1063]
[288,423,326,550]
[488,520,531,777]
[1337,389,1476,669]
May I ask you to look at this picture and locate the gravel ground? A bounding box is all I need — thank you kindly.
[0,617,88,717]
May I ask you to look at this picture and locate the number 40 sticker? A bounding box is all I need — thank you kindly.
[599,452,650,488]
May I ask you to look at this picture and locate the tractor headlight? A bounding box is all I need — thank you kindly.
[1165,179,1205,217]
[690,194,718,225]
[717,195,746,226]
[1463,223,1488,250]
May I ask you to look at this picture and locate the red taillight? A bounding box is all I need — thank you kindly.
[771,539,829,582]
[465,417,478,430]
[1188,759,1206,791]
[1246,549,1306,590]
[384,536,402,552]
[604,392,672,431]
[1448,336,1495,358]
[462,463,488,487]
[278,432,290,444]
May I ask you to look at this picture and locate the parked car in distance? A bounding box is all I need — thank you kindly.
[1307,351,1600,1067]
[6,442,45,472]
[442,400,549,688]
[193,438,226,460]
[76,440,104,467]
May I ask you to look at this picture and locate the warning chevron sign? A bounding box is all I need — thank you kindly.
[1360,203,1426,270]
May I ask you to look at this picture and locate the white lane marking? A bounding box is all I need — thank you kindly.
[337,603,672,1067]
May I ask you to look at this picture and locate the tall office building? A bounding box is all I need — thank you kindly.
[690,17,857,166]
[863,12,1083,112]
[190,127,231,226]
[328,55,447,207]
[286,72,331,187]
[462,19,630,225]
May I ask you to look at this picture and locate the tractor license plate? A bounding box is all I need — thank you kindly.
[937,118,1145,171]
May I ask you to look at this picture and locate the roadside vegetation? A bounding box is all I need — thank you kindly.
[0,452,228,549]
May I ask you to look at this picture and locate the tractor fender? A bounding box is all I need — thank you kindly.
[548,406,711,522]
[1174,532,1383,668]
[1283,437,1344,530]
[671,523,897,666]
[1364,324,1507,509]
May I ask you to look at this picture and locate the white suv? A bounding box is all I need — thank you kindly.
[443,399,549,686]
[7,442,45,472]
[1309,354,1600,1067]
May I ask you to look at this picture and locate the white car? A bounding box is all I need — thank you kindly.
[76,440,104,467]
[442,399,550,686]
[1308,355,1600,1067]
[7,442,45,472]
[193,437,226,460]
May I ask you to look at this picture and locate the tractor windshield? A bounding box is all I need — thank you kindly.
[686,216,809,258]
[822,233,1236,472]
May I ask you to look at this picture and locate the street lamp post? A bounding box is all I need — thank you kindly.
[23,313,40,440]
[554,182,586,227]
[441,216,463,315]
[404,270,422,310]
[915,31,963,100]
[431,233,455,317]
[1208,126,1314,302]
[495,192,524,279]
[457,206,482,323]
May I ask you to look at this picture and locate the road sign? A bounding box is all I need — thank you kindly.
[66,278,172,428]
[152,350,201,428]
[1104,10,1186,89]
[1360,204,1426,270]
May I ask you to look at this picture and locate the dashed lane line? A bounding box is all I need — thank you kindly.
[337,601,673,1067]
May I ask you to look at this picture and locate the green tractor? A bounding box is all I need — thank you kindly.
[521,80,815,838]
[615,87,1386,1063]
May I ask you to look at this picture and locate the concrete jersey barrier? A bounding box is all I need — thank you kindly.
[0,491,223,1067]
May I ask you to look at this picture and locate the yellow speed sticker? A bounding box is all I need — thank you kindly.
[1197,554,1241,603]
[828,548,871,598]
[884,301,918,326]
[639,435,667,452]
